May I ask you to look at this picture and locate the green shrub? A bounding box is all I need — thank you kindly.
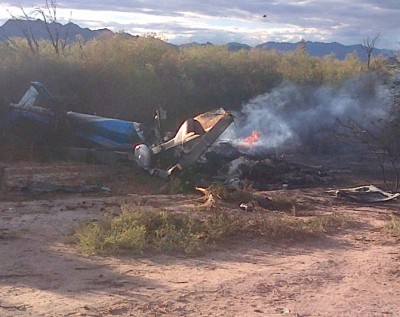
[74,213,147,254]
[75,208,215,255]
[74,204,349,256]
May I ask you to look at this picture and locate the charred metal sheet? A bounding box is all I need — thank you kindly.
[329,185,400,203]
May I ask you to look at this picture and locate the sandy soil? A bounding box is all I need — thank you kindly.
[0,162,399,317]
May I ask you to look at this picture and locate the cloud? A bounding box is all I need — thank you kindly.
[1,1,399,49]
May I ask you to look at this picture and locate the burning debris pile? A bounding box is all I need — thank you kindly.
[187,74,394,191]
[191,134,333,190]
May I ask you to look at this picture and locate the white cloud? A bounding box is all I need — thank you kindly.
[0,1,399,49]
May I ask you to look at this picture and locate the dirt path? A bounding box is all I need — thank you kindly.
[0,188,399,317]
[0,162,399,317]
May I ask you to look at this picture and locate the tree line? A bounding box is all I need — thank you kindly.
[0,33,389,129]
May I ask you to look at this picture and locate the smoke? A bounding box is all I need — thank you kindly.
[221,74,392,153]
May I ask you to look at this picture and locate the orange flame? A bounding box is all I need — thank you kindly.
[244,130,260,144]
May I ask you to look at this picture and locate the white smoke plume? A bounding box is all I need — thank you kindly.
[221,74,392,153]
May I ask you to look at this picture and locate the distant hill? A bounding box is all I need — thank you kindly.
[190,41,393,61]
[226,42,251,52]
[256,41,394,61]
[179,41,214,48]
[0,19,113,43]
[0,19,395,61]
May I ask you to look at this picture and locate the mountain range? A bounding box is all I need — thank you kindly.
[0,19,112,42]
[0,19,395,61]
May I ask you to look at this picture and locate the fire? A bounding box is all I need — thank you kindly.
[244,130,260,144]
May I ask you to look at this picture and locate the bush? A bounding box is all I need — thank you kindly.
[74,204,348,256]
[0,35,374,126]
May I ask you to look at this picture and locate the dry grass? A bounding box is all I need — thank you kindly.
[384,216,400,237]
[265,194,298,213]
[73,202,349,256]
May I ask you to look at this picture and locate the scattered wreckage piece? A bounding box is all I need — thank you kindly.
[239,201,255,212]
[133,108,234,178]
[1,82,233,178]
[195,187,219,210]
[2,82,146,152]
[328,185,400,203]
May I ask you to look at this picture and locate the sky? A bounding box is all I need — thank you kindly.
[0,0,399,50]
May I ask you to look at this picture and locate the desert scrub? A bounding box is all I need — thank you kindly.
[74,206,349,256]
[384,216,400,237]
[74,206,242,255]
[74,211,147,255]
[242,212,348,239]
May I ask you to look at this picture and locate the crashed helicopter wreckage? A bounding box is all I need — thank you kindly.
[0,82,234,178]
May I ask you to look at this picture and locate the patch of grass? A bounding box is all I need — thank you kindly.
[207,182,255,203]
[384,216,400,237]
[74,205,349,256]
[301,213,349,233]
[75,208,219,255]
[244,212,348,239]
[228,189,255,203]
[268,195,298,213]
[74,212,147,255]
[255,194,300,214]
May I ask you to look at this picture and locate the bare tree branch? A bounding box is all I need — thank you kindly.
[21,0,71,55]
[7,6,39,55]
[363,33,380,70]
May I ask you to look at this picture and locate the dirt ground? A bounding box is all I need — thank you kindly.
[0,161,399,317]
